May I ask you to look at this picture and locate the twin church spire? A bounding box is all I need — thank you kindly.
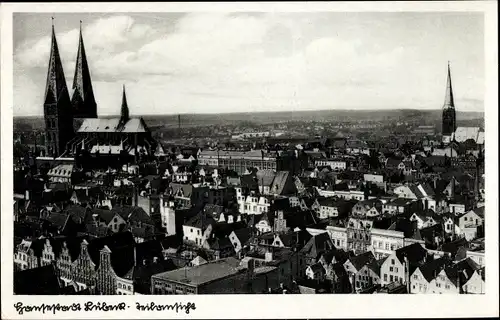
[44,18,132,157]
[72,20,97,118]
[44,19,70,107]
[45,19,127,120]
[45,19,97,119]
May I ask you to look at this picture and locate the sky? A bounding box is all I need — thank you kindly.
[13,12,484,116]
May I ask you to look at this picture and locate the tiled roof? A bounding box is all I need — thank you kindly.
[256,170,276,187]
[348,251,376,271]
[152,257,242,286]
[270,171,292,195]
[395,243,428,266]
[184,212,216,230]
[77,117,148,133]
[299,233,334,259]
[452,127,481,143]
[417,256,452,282]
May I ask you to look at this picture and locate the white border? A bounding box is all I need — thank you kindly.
[1,2,498,319]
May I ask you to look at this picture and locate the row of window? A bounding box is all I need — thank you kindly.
[435,282,451,290]
[373,241,401,251]
[117,282,132,291]
[348,232,370,241]
[333,238,345,248]
[43,253,54,261]
[383,273,401,283]
[17,253,27,261]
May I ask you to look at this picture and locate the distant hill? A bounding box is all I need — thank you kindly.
[13,109,484,131]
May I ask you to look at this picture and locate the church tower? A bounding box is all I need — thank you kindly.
[442,62,457,138]
[118,85,130,129]
[71,21,97,118]
[43,19,74,157]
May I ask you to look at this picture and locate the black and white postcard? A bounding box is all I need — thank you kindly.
[1,1,498,319]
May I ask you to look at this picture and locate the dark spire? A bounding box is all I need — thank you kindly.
[71,20,97,118]
[443,61,455,110]
[44,19,70,106]
[442,61,457,138]
[120,85,130,124]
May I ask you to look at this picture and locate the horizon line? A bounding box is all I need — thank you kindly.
[13,107,485,118]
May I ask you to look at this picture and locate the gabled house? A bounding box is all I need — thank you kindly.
[318,248,350,272]
[462,267,485,294]
[343,251,376,279]
[410,212,438,229]
[380,243,429,286]
[299,233,335,268]
[383,198,418,216]
[317,198,355,219]
[409,256,452,294]
[14,238,45,271]
[305,262,326,280]
[203,236,235,260]
[355,259,384,291]
[424,257,480,294]
[351,199,383,218]
[458,207,484,230]
[393,184,424,200]
[182,212,215,247]
[92,208,127,233]
[441,215,460,236]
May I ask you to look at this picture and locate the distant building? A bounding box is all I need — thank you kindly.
[198,150,278,174]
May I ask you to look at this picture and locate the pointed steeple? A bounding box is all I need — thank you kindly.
[44,18,70,106]
[71,20,97,118]
[443,61,455,110]
[442,61,457,138]
[120,85,130,124]
[43,18,74,158]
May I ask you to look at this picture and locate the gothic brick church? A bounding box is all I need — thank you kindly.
[41,20,156,165]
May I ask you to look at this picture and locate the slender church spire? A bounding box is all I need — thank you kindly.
[43,18,74,157]
[442,61,457,138]
[120,85,130,125]
[443,61,455,110]
[71,20,97,118]
[44,18,70,106]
